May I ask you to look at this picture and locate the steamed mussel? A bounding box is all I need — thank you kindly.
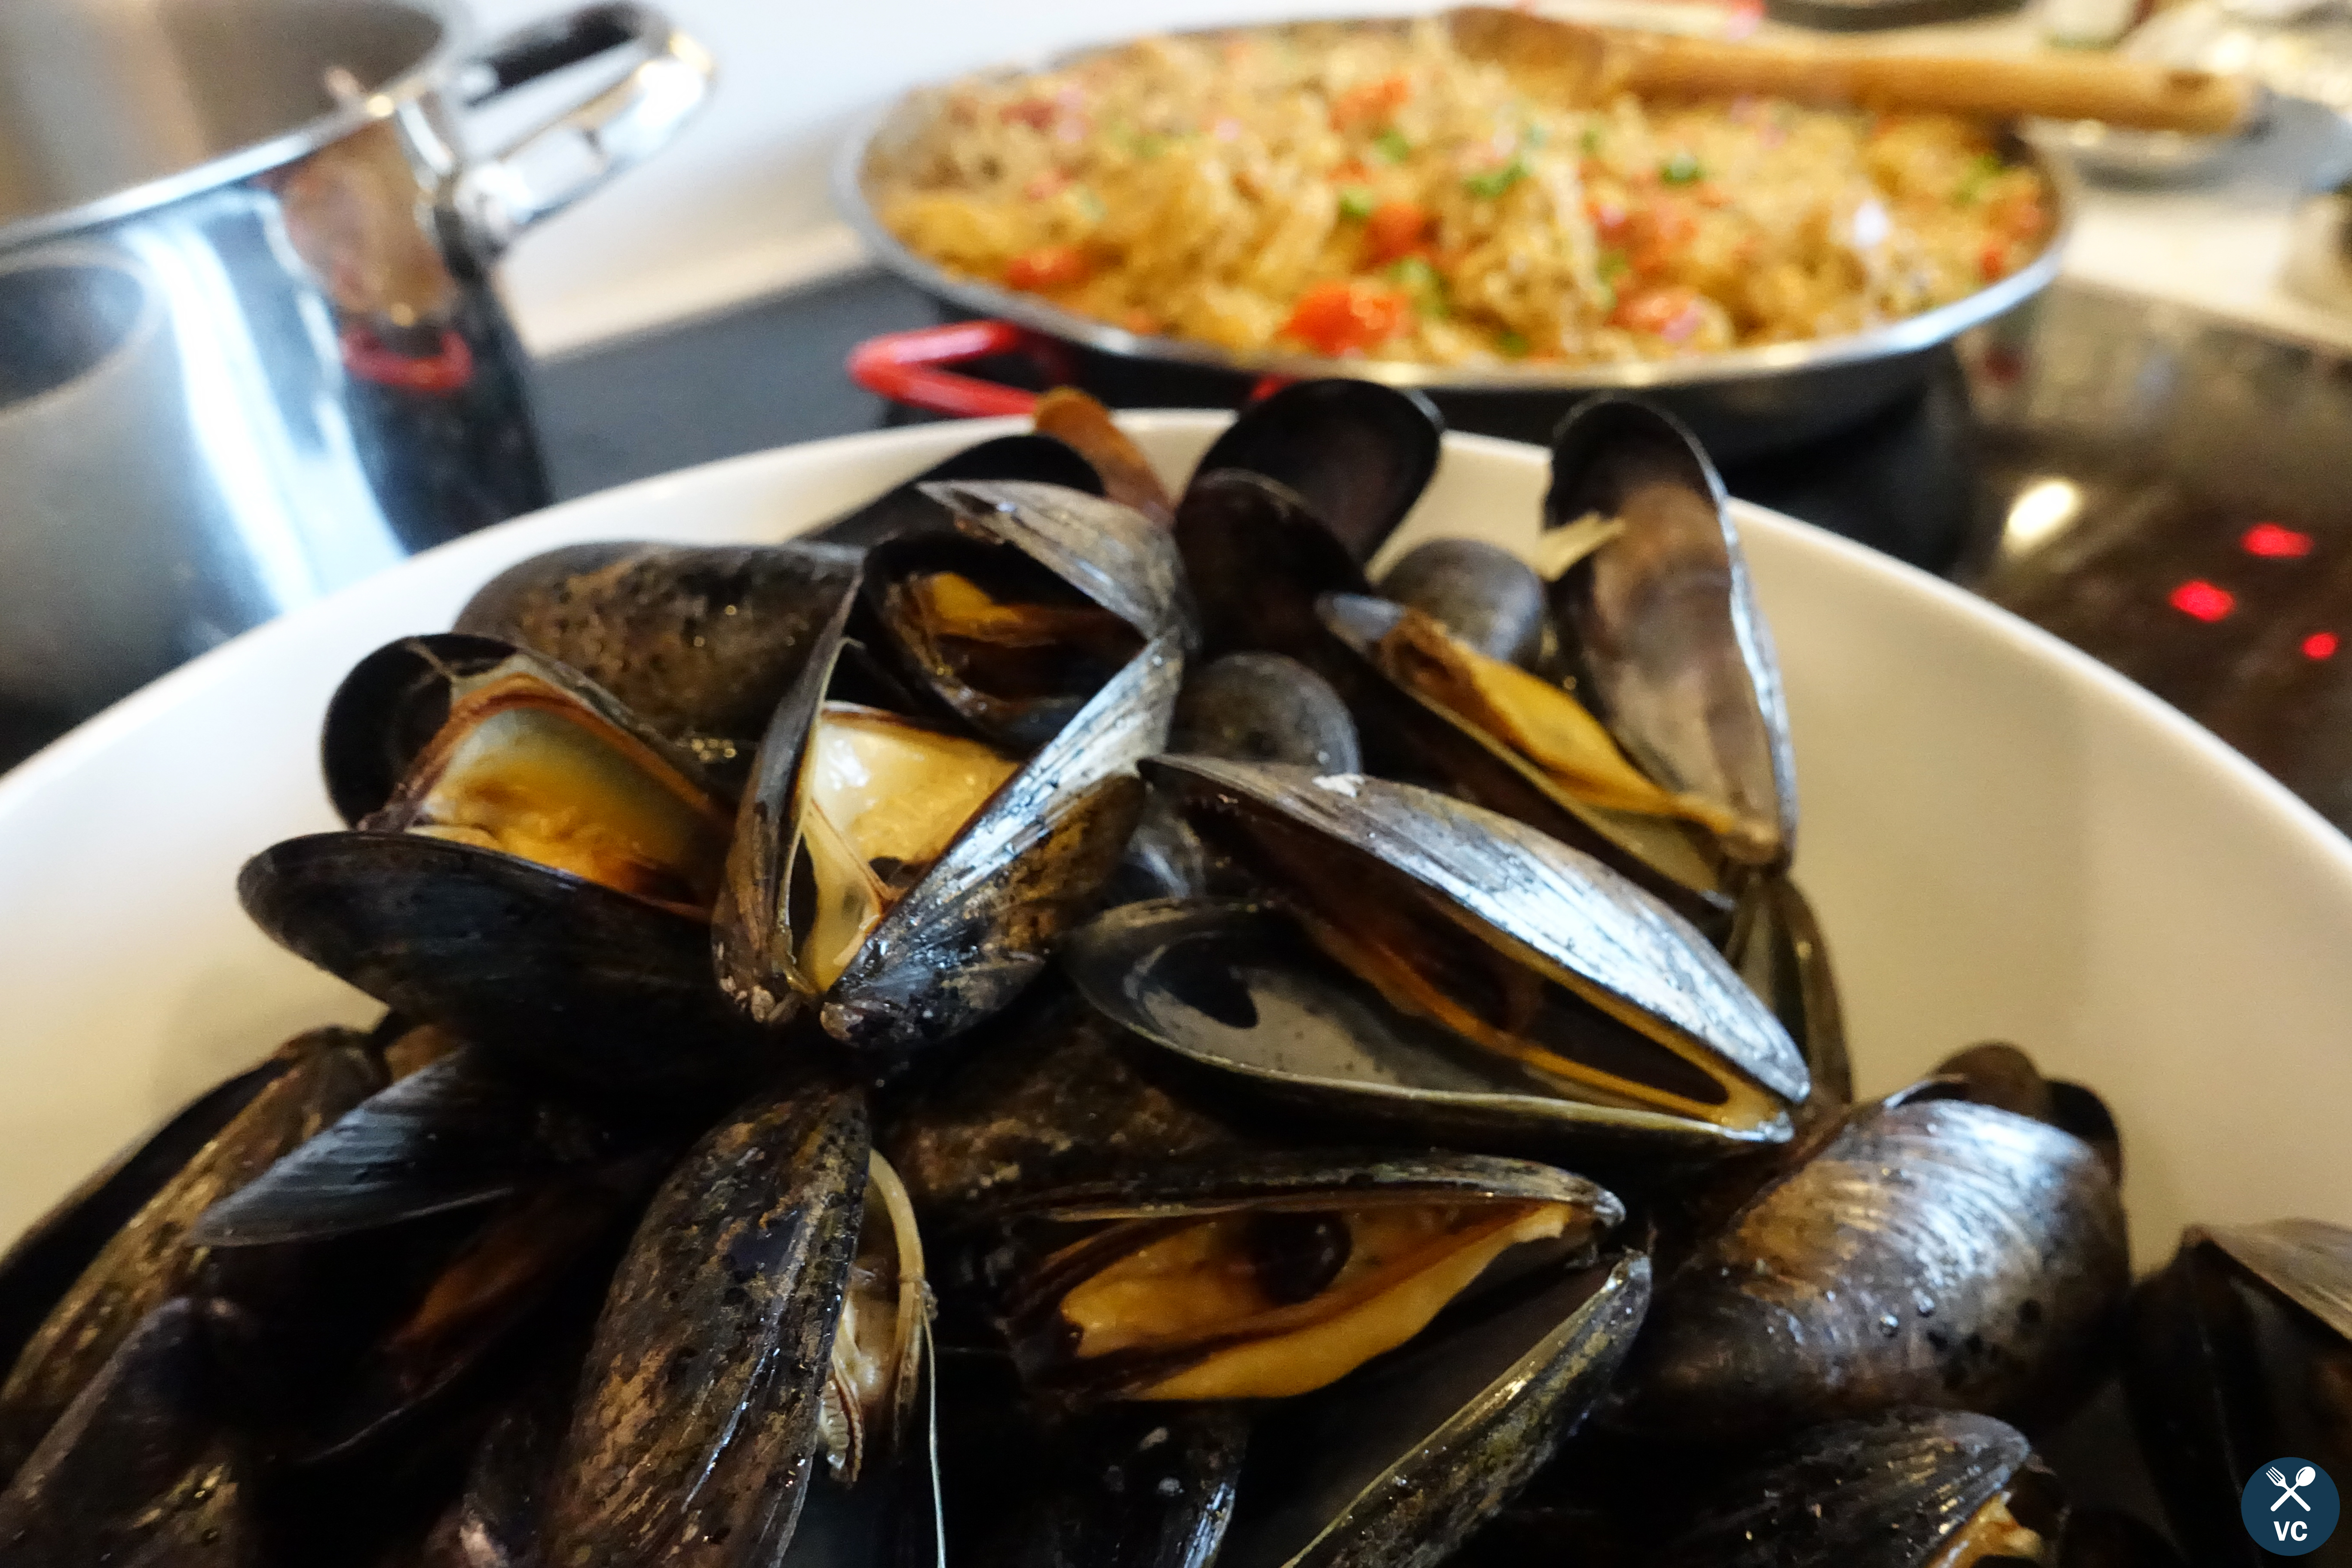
[0,395,2235,1566]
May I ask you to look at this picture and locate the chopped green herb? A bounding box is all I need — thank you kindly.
[1954,153,2006,205]
[1497,330,1530,358]
[1387,255,1449,318]
[1521,122,1549,149]
[1579,123,1606,156]
[1372,128,1413,164]
[1338,186,1378,220]
[1660,151,1703,185]
[1597,248,1630,285]
[1463,156,1528,199]
[1130,132,1169,159]
[1076,187,1106,223]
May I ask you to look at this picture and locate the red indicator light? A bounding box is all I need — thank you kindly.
[2243,523,2314,558]
[2170,580,2236,622]
[2306,632,2339,660]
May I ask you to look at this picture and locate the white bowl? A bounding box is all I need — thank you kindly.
[3,413,2348,1271]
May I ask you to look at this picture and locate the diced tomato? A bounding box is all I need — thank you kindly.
[1330,74,1412,131]
[1363,200,1433,265]
[1979,240,2011,282]
[1004,245,1091,293]
[1332,158,1372,184]
[1587,196,1630,239]
[1991,193,2045,241]
[1626,197,1697,277]
[1283,280,1412,355]
[1120,307,1162,335]
[1022,170,1071,201]
[1691,182,1732,210]
[1001,98,1057,130]
[1610,284,1706,343]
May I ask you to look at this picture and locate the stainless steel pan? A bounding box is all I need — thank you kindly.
[833,24,2076,455]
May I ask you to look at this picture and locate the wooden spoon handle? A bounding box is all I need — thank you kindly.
[1609,31,2253,134]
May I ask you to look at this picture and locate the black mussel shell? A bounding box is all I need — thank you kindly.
[993,1151,1622,1406]
[0,1038,301,1378]
[1653,1409,2065,1568]
[241,832,765,1094]
[879,978,1256,1224]
[1215,1249,1648,1568]
[1175,470,1369,665]
[2061,1509,2188,1568]
[1374,538,1549,668]
[972,1402,1249,1568]
[540,1078,869,1566]
[809,432,1105,549]
[714,583,1174,1061]
[1068,900,1782,1164]
[0,1298,263,1565]
[1033,387,1176,527]
[1623,1095,2129,1442]
[191,1047,660,1248]
[1138,760,1807,1146]
[1731,873,1850,1114]
[1315,591,1732,923]
[453,540,863,769]
[1188,381,1442,564]
[917,479,1196,653]
[1934,1042,2121,1181]
[2123,1219,2352,1568]
[321,632,515,827]
[0,1030,385,1476]
[1172,653,1361,774]
[1544,395,1797,870]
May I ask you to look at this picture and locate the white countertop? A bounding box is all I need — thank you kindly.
[470,0,2352,359]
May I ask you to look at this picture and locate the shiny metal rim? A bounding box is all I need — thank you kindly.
[0,0,472,256]
[833,32,2079,394]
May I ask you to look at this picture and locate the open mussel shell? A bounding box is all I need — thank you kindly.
[453,539,863,775]
[1215,1247,1649,1568]
[0,1036,303,1377]
[0,1029,385,1476]
[1188,380,1442,565]
[1622,1093,2130,1442]
[1315,591,1733,923]
[859,478,1189,749]
[713,585,1175,1061]
[190,1046,655,1248]
[1135,760,1807,1150]
[1069,900,1774,1164]
[320,632,514,826]
[542,1078,870,1565]
[2123,1219,2352,1567]
[1653,1409,2066,1568]
[1544,395,1798,871]
[242,832,763,1094]
[0,1297,264,1565]
[1032,388,1175,527]
[808,432,1105,550]
[991,1152,1622,1406]
[1731,873,1850,1113]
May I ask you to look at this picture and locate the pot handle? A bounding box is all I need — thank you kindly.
[451,2,714,253]
[847,321,1295,418]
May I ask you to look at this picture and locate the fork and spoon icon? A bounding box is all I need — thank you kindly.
[2272,1464,2320,1511]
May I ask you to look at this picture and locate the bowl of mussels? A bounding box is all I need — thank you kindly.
[2,388,2352,1567]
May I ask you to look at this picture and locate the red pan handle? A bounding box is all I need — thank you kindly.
[847,320,1294,418]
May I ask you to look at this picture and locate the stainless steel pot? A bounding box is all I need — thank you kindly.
[835,24,2074,459]
[0,0,711,717]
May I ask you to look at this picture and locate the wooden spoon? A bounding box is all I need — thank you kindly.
[1448,6,2255,135]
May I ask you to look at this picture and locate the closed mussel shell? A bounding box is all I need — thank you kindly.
[1623,1093,2129,1442]
[1652,1408,2064,1568]
[806,431,1105,550]
[1186,380,1443,566]
[0,1297,264,1567]
[0,1029,385,1476]
[2123,1219,2352,1567]
[1090,760,1806,1158]
[714,570,1178,1062]
[540,1077,870,1567]
[454,540,864,775]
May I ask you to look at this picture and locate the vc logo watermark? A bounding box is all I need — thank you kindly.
[2244,1457,2340,1555]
